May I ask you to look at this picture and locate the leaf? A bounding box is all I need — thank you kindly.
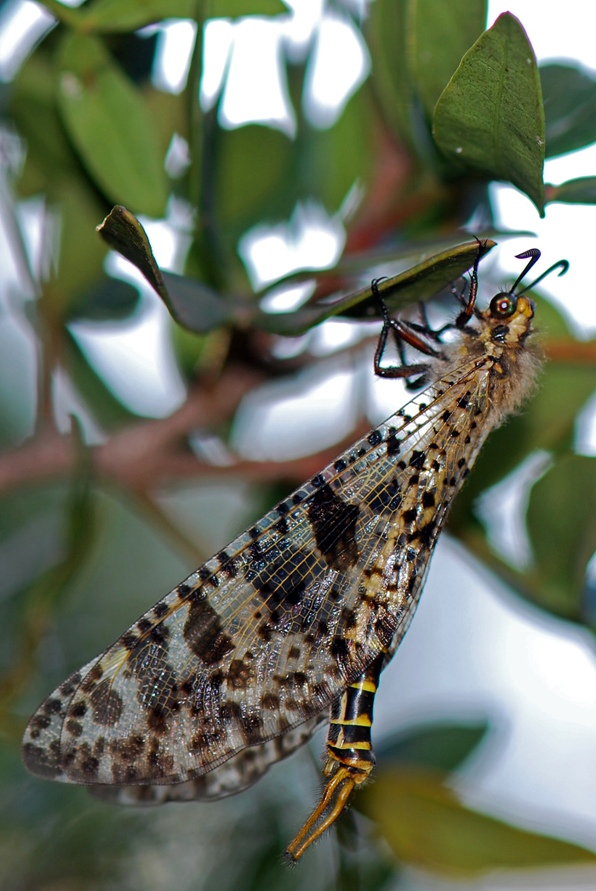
[56,33,168,217]
[160,272,232,331]
[80,0,199,32]
[365,0,420,150]
[215,124,294,232]
[97,206,232,332]
[208,0,286,17]
[10,52,78,193]
[547,177,596,205]
[256,239,496,335]
[433,13,545,214]
[97,205,167,296]
[409,0,487,118]
[376,722,489,773]
[541,63,596,158]
[526,454,596,623]
[67,278,141,322]
[361,767,596,875]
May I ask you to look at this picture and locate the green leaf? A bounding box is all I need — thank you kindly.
[376,721,489,772]
[409,0,487,118]
[208,0,286,17]
[433,13,545,214]
[160,272,232,331]
[215,124,294,232]
[68,277,140,322]
[80,0,198,32]
[362,767,596,875]
[10,53,78,194]
[526,454,596,623]
[366,0,419,149]
[257,239,496,335]
[97,206,232,332]
[56,33,168,217]
[547,177,596,205]
[97,205,167,297]
[541,63,596,158]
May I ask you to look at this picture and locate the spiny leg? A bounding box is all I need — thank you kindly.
[285,653,384,861]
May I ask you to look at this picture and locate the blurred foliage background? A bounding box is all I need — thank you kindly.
[1,1,596,889]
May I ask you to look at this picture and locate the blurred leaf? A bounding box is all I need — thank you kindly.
[215,124,294,232]
[526,454,596,622]
[52,177,110,313]
[257,238,496,335]
[97,206,233,331]
[303,85,376,214]
[81,0,199,32]
[541,63,596,158]
[65,331,139,428]
[433,13,545,214]
[208,0,286,16]
[376,722,489,772]
[362,767,596,875]
[366,0,419,150]
[547,176,596,205]
[10,53,78,196]
[56,33,168,216]
[409,0,487,118]
[161,271,233,331]
[67,277,141,321]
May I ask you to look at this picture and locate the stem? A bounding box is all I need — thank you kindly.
[34,0,83,30]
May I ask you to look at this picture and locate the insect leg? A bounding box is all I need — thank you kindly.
[371,280,443,383]
[285,653,384,861]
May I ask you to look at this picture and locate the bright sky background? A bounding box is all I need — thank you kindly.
[1,3,596,887]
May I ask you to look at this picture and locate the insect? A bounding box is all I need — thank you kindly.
[22,242,568,860]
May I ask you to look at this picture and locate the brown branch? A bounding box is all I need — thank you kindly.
[0,364,371,498]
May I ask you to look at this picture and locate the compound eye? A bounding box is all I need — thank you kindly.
[489,293,516,318]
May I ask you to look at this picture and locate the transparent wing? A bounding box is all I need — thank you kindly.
[23,355,493,789]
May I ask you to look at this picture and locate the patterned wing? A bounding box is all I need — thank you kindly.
[23,353,494,790]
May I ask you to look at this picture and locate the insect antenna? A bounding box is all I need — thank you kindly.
[516,256,570,295]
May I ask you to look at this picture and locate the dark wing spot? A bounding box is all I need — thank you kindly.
[227,658,256,690]
[409,450,425,470]
[308,484,360,570]
[88,680,123,726]
[184,594,235,665]
[367,476,402,514]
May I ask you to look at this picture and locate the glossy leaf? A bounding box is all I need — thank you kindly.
[526,454,596,623]
[433,13,545,214]
[541,63,596,158]
[409,0,487,118]
[362,767,596,874]
[376,721,489,772]
[257,239,496,335]
[546,177,596,205]
[56,33,168,217]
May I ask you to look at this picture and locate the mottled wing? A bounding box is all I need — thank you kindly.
[23,354,493,791]
[91,713,327,804]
